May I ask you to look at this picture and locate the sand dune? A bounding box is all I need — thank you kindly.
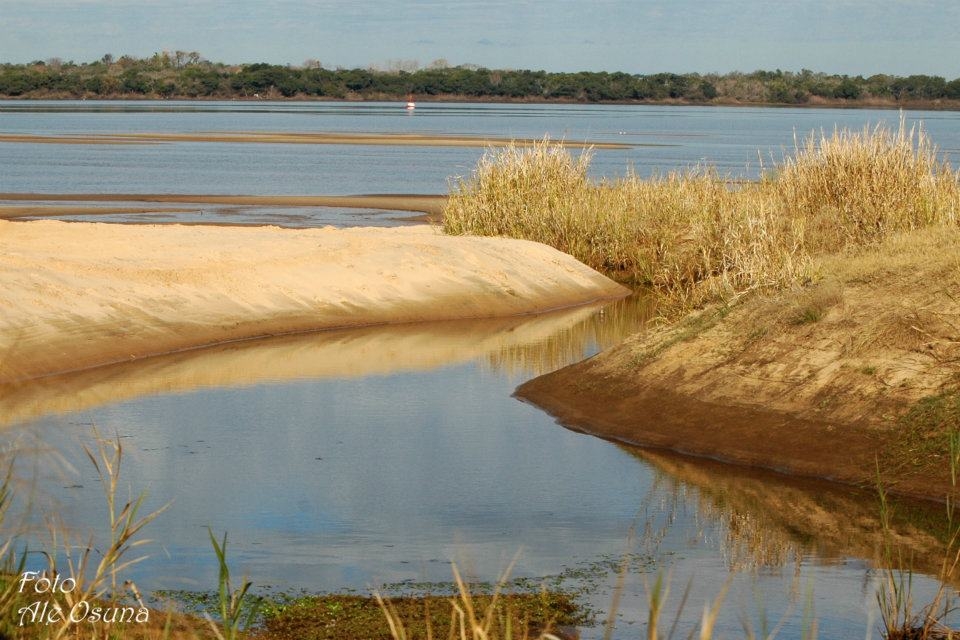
[0,220,627,383]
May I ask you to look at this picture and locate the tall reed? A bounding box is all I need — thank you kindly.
[444,120,960,308]
[775,120,959,254]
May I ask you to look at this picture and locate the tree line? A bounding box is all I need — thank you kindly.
[2,53,960,106]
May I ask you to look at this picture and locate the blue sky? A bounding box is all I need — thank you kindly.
[3,0,959,77]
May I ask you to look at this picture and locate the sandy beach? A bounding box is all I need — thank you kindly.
[0,219,627,383]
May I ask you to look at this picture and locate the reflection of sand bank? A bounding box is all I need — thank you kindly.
[0,303,622,427]
[0,220,627,384]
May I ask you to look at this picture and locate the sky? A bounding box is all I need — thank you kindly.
[2,0,959,77]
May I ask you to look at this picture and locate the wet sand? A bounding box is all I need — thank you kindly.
[0,205,199,218]
[0,131,631,149]
[0,220,628,383]
[0,193,448,216]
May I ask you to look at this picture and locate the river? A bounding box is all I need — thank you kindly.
[1,100,959,638]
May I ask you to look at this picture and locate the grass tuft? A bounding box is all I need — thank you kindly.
[444,119,960,310]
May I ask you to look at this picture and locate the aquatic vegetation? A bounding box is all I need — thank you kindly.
[258,590,583,640]
[875,448,960,640]
[0,438,209,639]
[444,120,960,310]
[205,529,259,640]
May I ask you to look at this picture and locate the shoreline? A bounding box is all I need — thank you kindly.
[516,378,896,496]
[3,94,959,113]
[0,193,448,217]
[0,219,628,384]
[518,228,960,504]
[516,354,956,504]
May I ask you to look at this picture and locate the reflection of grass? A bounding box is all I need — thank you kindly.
[875,442,960,640]
[486,292,655,377]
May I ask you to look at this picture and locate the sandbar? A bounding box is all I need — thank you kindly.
[0,131,631,149]
[0,193,448,216]
[0,220,628,383]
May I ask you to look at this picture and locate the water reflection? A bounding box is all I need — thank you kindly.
[0,295,651,429]
[1,292,956,638]
[628,446,951,579]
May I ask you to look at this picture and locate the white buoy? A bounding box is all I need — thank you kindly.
[405,101,416,110]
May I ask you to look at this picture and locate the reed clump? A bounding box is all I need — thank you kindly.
[443,121,960,308]
[775,122,959,253]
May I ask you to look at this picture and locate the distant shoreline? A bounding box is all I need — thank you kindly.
[4,93,960,112]
[2,58,958,111]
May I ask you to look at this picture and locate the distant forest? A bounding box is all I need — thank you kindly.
[3,52,960,108]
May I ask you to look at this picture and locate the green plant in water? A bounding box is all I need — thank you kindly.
[205,528,260,640]
[875,452,960,639]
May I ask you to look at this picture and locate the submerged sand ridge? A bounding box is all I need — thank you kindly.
[0,220,628,383]
[0,131,632,149]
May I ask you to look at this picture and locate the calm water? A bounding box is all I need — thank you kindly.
[2,100,960,197]
[4,299,946,638]
[2,102,959,637]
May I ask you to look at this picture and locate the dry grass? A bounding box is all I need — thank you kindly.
[785,280,844,325]
[774,122,959,252]
[444,120,960,309]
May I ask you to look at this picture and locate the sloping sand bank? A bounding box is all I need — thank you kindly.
[519,227,960,502]
[0,220,627,383]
